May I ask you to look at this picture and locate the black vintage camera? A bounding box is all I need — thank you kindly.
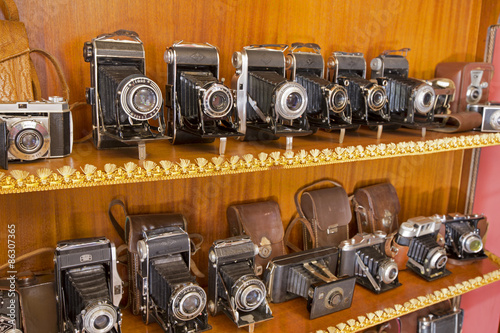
[327,52,390,134]
[370,49,438,128]
[0,98,72,170]
[395,216,450,281]
[55,237,123,333]
[165,42,242,154]
[232,44,312,149]
[338,232,401,294]
[264,247,356,319]
[441,213,487,261]
[286,43,355,142]
[136,226,210,333]
[468,104,500,132]
[208,236,272,331]
[83,30,167,157]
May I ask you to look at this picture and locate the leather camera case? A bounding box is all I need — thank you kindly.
[353,183,401,234]
[295,180,351,250]
[227,200,286,275]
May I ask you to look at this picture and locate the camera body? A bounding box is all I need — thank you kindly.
[136,226,210,333]
[286,43,353,132]
[84,30,167,150]
[327,52,389,124]
[208,236,273,329]
[265,247,356,319]
[441,213,487,261]
[370,49,437,126]
[435,62,494,113]
[0,98,72,170]
[418,308,464,333]
[468,104,500,132]
[338,232,401,294]
[54,237,123,333]
[396,216,450,281]
[165,42,242,145]
[231,44,312,142]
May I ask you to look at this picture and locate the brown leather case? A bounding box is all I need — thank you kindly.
[295,180,351,250]
[108,199,188,315]
[227,201,286,275]
[353,183,401,234]
[384,231,410,270]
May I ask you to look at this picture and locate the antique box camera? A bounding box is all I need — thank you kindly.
[338,232,401,294]
[0,98,72,170]
[468,104,500,132]
[440,213,487,261]
[370,49,437,127]
[286,43,355,142]
[435,62,494,113]
[165,41,242,154]
[83,30,167,156]
[232,44,312,149]
[136,226,210,333]
[55,237,123,333]
[208,236,273,331]
[264,247,356,319]
[418,307,464,333]
[395,216,450,281]
[327,52,390,128]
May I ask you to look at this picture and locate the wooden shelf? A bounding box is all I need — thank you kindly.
[121,253,500,333]
[1,128,499,194]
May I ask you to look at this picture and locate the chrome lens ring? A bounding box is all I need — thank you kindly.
[428,247,448,270]
[119,75,162,121]
[378,259,398,284]
[82,303,117,333]
[461,232,483,254]
[325,287,344,309]
[275,81,308,120]
[414,84,436,115]
[328,85,349,113]
[171,283,207,321]
[489,110,500,130]
[232,275,266,312]
[8,120,50,161]
[466,86,482,104]
[366,85,387,112]
[202,83,234,118]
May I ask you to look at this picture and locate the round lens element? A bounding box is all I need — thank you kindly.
[286,92,302,111]
[462,232,483,254]
[132,87,157,113]
[93,315,110,330]
[82,303,117,333]
[378,259,398,284]
[366,86,387,112]
[16,129,43,154]
[203,84,234,118]
[428,247,448,270]
[414,84,436,114]
[328,86,348,113]
[466,86,482,104]
[275,82,308,120]
[232,275,266,312]
[8,120,50,161]
[172,284,207,321]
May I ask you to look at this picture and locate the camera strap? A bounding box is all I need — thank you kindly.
[284,216,316,253]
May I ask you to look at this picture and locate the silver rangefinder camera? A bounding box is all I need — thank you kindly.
[0,97,73,170]
[468,103,500,132]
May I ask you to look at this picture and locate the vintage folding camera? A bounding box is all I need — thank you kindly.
[435,62,494,114]
[231,44,312,150]
[136,226,210,333]
[208,236,273,331]
[326,51,390,136]
[164,41,242,155]
[0,98,72,170]
[370,49,438,128]
[440,213,487,261]
[418,307,464,333]
[55,237,123,333]
[286,43,356,142]
[338,232,401,294]
[83,30,167,158]
[264,247,356,319]
[395,216,450,281]
[468,103,500,132]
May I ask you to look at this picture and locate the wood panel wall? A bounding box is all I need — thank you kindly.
[5,0,486,139]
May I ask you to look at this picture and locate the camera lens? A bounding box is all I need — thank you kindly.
[232,275,266,312]
[83,303,117,333]
[16,129,43,154]
[490,110,500,130]
[286,92,302,111]
[210,92,228,111]
[328,292,343,307]
[462,232,483,253]
[378,259,398,284]
[275,82,308,120]
[203,84,234,118]
[8,120,50,161]
[423,92,433,107]
[132,87,157,113]
[428,247,448,269]
[329,86,348,113]
[414,85,436,114]
[245,289,261,307]
[367,86,386,111]
[172,284,206,321]
[93,315,110,330]
[182,293,201,314]
[466,86,482,104]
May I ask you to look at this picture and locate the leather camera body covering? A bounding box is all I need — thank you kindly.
[353,183,401,235]
[296,180,351,250]
[227,200,286,275]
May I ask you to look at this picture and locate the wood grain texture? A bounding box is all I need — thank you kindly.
[1,0,485,139]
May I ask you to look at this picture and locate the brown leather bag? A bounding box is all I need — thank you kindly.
[294,179,351,250]
[353,183,401,235]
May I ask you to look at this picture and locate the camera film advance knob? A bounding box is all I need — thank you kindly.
[232,51,242,69]
[164,49,174,64]
[83,41,93,62]
[370,58,383,71]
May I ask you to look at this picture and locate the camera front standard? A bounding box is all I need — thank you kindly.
[440,213,487,261]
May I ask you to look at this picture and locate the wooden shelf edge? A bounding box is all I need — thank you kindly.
[314,251,500,333]
[1,132,499,194]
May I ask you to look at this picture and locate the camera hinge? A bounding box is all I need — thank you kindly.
[247,94,270,123]
[355,254,381,292]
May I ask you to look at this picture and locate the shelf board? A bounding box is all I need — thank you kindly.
[122,252,500,333]
[1,128,499,194]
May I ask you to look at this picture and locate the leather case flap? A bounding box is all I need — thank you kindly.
[0,21,30,62]
[301,186,351,231]
[355,183,400,220]
[126,214,187,253]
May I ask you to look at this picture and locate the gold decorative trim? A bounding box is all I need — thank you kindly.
[313,253,500,333]
[1,133,500,194]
